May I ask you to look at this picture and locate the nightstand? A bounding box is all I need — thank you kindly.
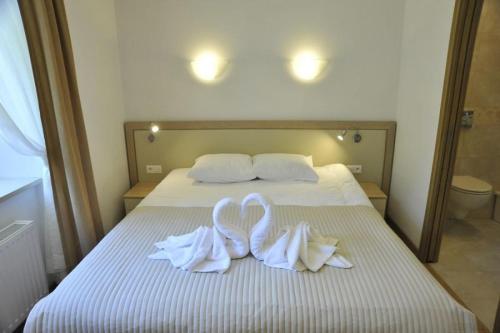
[359,182,387,217]
[123,182,159,214]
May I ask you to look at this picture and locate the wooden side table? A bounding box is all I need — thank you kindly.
[123,182,159,214]
[359,182,388,217]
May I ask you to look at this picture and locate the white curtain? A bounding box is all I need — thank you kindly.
[0,0,65,274]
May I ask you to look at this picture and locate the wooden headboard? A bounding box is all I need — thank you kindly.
[124,121,396,195]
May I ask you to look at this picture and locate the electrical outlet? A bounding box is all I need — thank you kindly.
[346,165,362,174]
[146,165,162,174]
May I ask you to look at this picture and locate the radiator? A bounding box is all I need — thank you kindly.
[0,221,48,333]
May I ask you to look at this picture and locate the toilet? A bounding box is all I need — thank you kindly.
[448,175,493,220]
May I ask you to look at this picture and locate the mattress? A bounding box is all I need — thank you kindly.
[25,205,476,332]
[140,164,373,207]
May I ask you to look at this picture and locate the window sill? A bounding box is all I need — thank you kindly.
[0,178,42,204]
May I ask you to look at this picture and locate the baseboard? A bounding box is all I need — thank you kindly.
[385,215,419,256]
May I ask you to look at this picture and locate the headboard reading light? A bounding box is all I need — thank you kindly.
[148,123,160,142]
[336,130,362,143]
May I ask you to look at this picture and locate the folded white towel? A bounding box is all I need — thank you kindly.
[241,193,352,272]
[149,197,249,273]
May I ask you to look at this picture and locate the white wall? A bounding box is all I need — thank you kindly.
[64,0,129,233]
[389,0,455,247]
[115,0,405,121]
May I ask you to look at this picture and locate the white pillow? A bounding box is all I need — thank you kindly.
[252,154,319,182]
[188,154,256,183]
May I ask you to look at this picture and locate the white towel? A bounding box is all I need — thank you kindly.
[149,197,249,273]
[241,193,352,272]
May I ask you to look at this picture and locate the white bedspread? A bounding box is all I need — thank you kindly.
[139,164,372,208]
[25,205,476,332]
[24,165,476,332]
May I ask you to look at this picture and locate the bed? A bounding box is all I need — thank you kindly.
[25,164,476,332]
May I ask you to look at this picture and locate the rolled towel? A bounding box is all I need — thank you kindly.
[149,197,249,273]
[241,193,352,272]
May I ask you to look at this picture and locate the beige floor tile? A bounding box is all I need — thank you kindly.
[459,296,498,331]
[431,218,500,331]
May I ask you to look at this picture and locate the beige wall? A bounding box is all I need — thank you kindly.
[64,0,129,233]
[455,0,500,191]
[389,0,455,247]
[114,0,405,121]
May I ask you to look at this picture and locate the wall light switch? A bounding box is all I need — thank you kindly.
[347,165,362,174]
[146,165,162,174]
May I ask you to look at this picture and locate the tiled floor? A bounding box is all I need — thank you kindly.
[430,218,500,331]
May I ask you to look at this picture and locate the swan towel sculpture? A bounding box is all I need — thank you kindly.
[149,193,352,273]
[148,197,249,273]
[241,193,352,272]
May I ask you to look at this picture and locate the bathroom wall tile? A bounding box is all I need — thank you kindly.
[492,157,500,189]
[466,0,500,109]
[460,126,500,158]
[467,74,500,108]
[477,0,500,37]
[473,108,500,126]
[454,157,493,181]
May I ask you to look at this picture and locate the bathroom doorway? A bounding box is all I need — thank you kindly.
[420,0,500,330]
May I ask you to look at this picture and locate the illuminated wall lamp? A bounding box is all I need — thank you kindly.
[191,51,227,82]
[290,51,326,82]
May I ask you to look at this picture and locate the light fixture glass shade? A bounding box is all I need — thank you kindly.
[191,51,226,82]
[291,51,326,82]
[151,124,159,133]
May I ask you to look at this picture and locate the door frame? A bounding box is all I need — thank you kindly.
[419,0,484,262]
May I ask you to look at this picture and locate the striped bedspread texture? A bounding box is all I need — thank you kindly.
[25,205,476,333]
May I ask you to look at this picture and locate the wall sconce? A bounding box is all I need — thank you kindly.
[336,130,362,143]
[290,51,326,82]
[148,123,159,142]
[191,51,226,82]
